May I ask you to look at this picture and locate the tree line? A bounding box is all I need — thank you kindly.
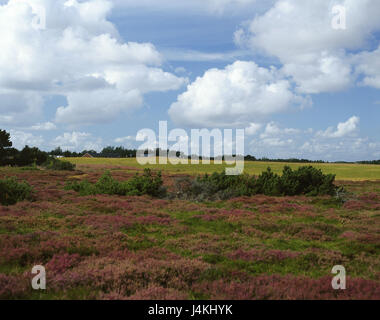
[1,129,379,165]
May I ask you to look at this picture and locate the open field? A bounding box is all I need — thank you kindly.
[64,157,380,181]
[0,163,379,300]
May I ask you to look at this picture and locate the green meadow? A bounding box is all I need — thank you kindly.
[64,157,380,181]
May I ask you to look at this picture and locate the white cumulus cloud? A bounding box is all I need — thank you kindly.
[317,116,360,138]
[169,61,306,128]
[0,0,186,127]
[9,130,44,150]
[235,0,380,94]
[52,131,102,151]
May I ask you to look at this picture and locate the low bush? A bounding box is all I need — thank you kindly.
[65,169,166,197]
[174,166,338,201]
[43,158,76,171]
[0,177,33,206]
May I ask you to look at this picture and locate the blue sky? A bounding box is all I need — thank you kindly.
[0,0,380,161]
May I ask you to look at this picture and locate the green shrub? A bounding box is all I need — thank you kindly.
[65,169,166,197]
[0,177,33,206]
[94,171,124,195]
[65,179,97,196]
[254,167,282,196]
[43,158,76,171]
[174,166,338,200]
[279,166,336,196]
[123,169,166,197]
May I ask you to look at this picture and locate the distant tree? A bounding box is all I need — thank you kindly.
[0,129,12,149]
[15,146,48,166]
[0,129,13,165]
[50,147,63,156]
[63,150,72,157]
[244,155,257,161]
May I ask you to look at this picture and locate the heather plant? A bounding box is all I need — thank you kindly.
[0,177,33,206]
[65,169,166,197]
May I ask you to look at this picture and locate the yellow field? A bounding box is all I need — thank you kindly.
[63,157,380,181]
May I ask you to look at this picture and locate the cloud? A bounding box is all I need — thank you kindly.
[174,67,187,75]
[52,131,103,151]
[114,135,138,148]
[55,89,143,125]
[114,136,135,144]
[248,121,300,156]
[245,123,262,136]
[169,61,307,128]
[0,0,186,126]
[235,0,380,94]
[316,116,360,138]
[9,130,44,150]
[162,49,251,62]
[299,137,373,161]
[104,65,188,94]
[245,117,375,161]
[0,91,43,126]
[112,0,264,15]
[355,45,380,89]
[30,122,57,131]
[259,122,300,139]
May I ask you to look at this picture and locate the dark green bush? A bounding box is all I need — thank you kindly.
[43,158,76,171]
[123,169,166,197]
[0,177,33,206]
[253,167,282,196]
[65,169,166,197]
[279,166,336,196]
[14,146,48,167]
[174,166,337,200]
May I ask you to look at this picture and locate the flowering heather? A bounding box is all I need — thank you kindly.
[46,254,82,274]
[192,275,380,300]
[127,286,189,300]
[228,249,301,262]
[0,166,379,300]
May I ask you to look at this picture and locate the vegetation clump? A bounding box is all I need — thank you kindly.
[65,169,165,197]
[0,177,33,206]
[174,166,338,201]
[42,158,76,171]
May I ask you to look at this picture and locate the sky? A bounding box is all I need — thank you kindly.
[0,0,380,161]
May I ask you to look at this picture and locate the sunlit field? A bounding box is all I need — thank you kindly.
[0,160,379,300]
[65,157,380,181]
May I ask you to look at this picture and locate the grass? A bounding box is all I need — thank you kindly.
[63,157,380,181]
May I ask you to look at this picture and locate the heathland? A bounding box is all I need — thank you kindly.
[0,159,379,299]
